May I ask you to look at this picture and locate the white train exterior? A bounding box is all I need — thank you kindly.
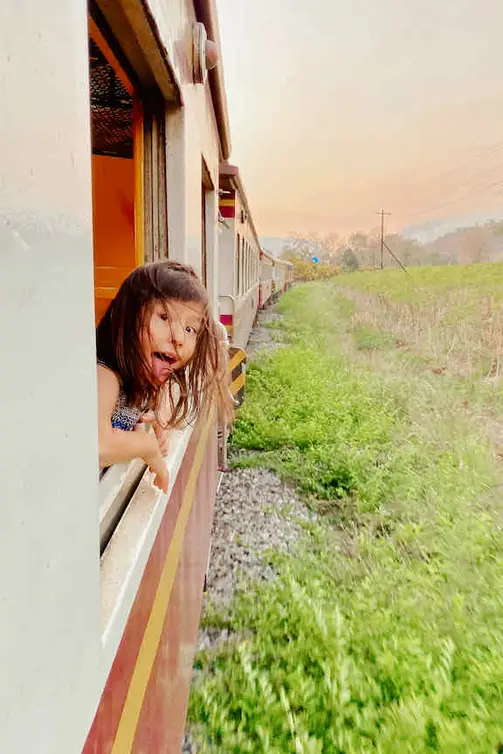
[218,162,261,348]
[0,0,292,752]
[273,255,294,296]
[1,1,230,752]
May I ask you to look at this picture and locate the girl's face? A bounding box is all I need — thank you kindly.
[142,299,205,383]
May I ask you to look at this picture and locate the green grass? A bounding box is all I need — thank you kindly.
[335,262,503,304]
[188,277,503,753]
[334,262,503,384]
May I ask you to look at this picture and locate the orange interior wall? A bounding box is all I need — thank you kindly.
[92,154,135,324]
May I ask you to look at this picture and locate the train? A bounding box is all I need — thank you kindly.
[218,163,293,348]
[1,0,292,753]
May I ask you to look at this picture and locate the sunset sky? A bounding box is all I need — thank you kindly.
[216,0,503,239]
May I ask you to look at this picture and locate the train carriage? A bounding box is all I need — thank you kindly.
[272,256,294,297]
[218,162,261,348]
[259,248,275,308]
[1,1,231,752]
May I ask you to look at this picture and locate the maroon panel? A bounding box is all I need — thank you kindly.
[133,428,217,752]
[82,416,216,753]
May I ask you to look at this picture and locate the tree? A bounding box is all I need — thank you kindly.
[339,247,359,272]
[281,232,323,262]
[459,226,489,264]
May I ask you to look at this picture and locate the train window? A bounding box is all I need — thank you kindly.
[247,244,251,290]
[244,243,248,293]
[239,237,246,296]
[89,20,146,545]
[89,26,138,325]
[242,242,245,294]
[246,243,250,292]
[236,233,241,296]
[246,244,250,291]
[201,159,215,289]
[89,14,170,550]
[144,106,168,261]
[242,241,245,294]
[201,183,208,287]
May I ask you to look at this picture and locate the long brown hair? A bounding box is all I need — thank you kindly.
[96,260,234,427]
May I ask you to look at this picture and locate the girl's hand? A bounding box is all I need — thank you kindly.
[146,451,169,494]
[148,456,169,495]
[138,411,170,456]
[136,427,169,494]
[153,424,170,456]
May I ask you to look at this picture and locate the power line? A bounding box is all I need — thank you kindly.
[418,140,503,191]
[397,177,503,223]
[383,240,408,275]
[392,140,503,222]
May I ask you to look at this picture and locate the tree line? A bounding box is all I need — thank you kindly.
[277,220,503,281]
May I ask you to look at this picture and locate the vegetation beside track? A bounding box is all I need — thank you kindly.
[189,267,503,753]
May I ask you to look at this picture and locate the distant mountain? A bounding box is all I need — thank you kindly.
[401,212,503,244]
[259,237,292,257]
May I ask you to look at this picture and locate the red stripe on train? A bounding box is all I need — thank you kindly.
[82,417,217,754]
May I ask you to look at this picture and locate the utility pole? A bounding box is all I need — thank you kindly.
[377,210,391,269]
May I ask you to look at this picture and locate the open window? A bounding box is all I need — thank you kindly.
[89,22,140,325]
[88,13,168,552]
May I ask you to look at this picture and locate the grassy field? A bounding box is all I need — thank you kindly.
[188,265,503,753]
[335,262,503,382]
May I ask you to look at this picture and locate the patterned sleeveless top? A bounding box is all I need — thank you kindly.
[98,361,144,432]
[111,388,144,431]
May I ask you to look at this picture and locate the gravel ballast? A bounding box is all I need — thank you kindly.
[183,468,312,753]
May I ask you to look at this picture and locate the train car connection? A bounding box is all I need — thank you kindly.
[1,0,232,752]
[218,162,261,348]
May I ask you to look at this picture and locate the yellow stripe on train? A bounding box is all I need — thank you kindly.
[228,346,246,406]
[231,370,245,397]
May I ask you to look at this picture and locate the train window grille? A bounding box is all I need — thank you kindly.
[89,37,133,158]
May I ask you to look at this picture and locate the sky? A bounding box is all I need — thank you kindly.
[215,0,503,239]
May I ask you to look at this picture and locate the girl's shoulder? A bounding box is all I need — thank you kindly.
[97,361,143,432]
[97,361,121,405]
[97,359,117,373]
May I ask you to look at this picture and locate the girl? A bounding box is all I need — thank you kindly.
[96,259,234,493]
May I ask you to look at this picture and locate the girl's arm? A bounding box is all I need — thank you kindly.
[97,366,169,492]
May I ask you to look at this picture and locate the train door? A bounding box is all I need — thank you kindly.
[88,16,168,325]
[201,159,216,302]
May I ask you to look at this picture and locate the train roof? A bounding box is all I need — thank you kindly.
[260,247,275,263]
[194,0,231,160]
[274,256,293,268]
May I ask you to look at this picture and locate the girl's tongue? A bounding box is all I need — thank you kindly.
[152,352,175,381]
